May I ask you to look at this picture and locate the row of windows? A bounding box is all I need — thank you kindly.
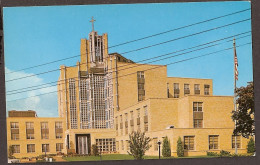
[10,122,63,129]
[10,122,63,140]
[183,135,241,150]
[11,143,63,153]
[116,106,148,135]
[172,83,210,98]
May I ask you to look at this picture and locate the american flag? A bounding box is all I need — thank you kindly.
[234,44,238,81]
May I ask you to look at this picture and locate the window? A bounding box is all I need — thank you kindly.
[137,109,140,118]
[232,136,241,149]
[56,143,63,152]
[174,83,180,98]
[184,136,195,150]
[55,122,62,128]
[209,135,219,150]
[96,138,116,152]
[153,138,158,151]
[27,134,35,139]
[137,71,145,101]
[144,123,148,132]
[12,145,20,153]
[193,102,203,111]
[193,119,203,128]
[126,140,130,151]
[27,144,35,153]
[130,111,134,120]
[26,122,34,140]
[204,85,210,95]
[10,122,19,140]
[116,141,119,151]
[26,122,34,129]
[121,140,124,150]
[144,106,148,116]
[42,144,50,153]
[125,113,128,121]
[194,84,200,94]
[55,122,63,139]
[184,84,190,94]
[11,122,19,129]
[41,122,49,139]
[167,83,169,98]
[69,78,77,129]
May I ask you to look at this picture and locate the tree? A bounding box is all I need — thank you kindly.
[247,137,255,154]
[162,136,171,157]
[91,144,99,156]
[176,137,184,157]
[232,82,254,138]
[8,145,14,158]
[128,131,151,160]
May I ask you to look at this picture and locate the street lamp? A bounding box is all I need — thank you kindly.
[157,140,161,160]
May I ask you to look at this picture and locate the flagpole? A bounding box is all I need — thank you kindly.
[233,38,238,154]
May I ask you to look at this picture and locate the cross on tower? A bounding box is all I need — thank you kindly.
[90,16,96,31]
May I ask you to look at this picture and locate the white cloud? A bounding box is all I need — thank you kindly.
[5,67,58,117]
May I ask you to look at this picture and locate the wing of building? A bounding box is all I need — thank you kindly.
[7,27,249,158]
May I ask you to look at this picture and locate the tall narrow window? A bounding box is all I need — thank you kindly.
[204,84,210,95]
[120,115,123,135]
[55,122,63,139]
[184,136,195,150]
[56,143,63,152]
[174,83,180,98]
[193,102,203,112]
[232,136,241,149]
[27,144,35,153]
[194,84,200,95]
[121,140,124,150]
[144,106,148,132]
[26,122,34,139]
[209,135,219,150]
[137,71,145,101]
[136,108,141,131]
[167,83,169,98]
[125,113,128,135]
[69,78,77,129]
[184,84,190,95]
[12,145,20,153]
[130,111,134,133]
[193,102,203,128]
[42,144,50,153]
[41,122,49,139]
[10,122,19,140]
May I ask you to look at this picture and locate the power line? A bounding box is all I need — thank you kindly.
[6,32,251,95]
[6,42,251,98]
[5,18,251,83]
[5,8,250,75]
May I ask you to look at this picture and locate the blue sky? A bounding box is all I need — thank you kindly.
[3,2,252,117]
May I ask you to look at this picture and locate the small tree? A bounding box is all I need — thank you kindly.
[176,137,184,157]
[162,136,171,157]
[128,131,151,160]
[91,144,99,156]
[8,145,14,158]
[247,137,256,154]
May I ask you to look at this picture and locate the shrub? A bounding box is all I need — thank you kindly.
[91,144,99,156]
[176,137,184,157]
[247,137,256,153]
[8,145,14,158]
[128,131,152,160]
[219,150,231,157]
[206,151,219,156]
[162,136,171,157]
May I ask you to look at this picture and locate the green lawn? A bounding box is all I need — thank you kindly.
[63,154,218,161]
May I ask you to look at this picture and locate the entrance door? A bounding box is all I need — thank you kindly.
[77,136,88,155]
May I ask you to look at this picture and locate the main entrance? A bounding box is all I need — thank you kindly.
[75,134,91,155]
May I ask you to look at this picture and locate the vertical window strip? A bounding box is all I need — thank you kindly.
[69,78,77,129]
